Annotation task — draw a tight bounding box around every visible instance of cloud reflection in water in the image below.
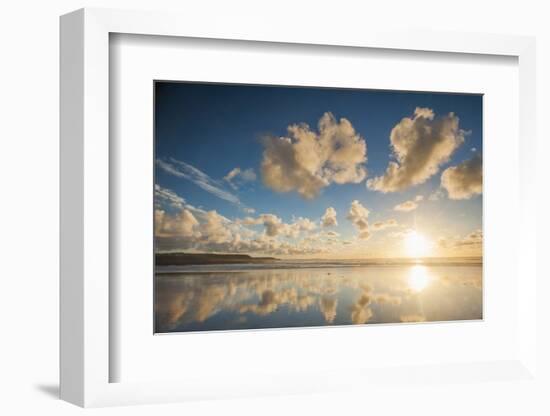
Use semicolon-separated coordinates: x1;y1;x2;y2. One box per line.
155;264;482;333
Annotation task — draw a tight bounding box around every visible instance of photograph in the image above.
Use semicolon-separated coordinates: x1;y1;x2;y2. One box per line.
154;81;483;333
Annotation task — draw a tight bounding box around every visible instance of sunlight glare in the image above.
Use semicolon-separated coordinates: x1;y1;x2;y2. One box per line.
404;230;431;258
408;265;431;292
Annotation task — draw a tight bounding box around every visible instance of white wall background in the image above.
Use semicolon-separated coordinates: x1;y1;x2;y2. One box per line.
0;0;548;415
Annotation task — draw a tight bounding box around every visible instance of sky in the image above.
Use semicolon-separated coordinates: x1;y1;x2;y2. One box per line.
154;81;483;259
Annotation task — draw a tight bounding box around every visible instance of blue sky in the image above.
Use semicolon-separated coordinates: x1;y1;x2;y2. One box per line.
154;82;483;258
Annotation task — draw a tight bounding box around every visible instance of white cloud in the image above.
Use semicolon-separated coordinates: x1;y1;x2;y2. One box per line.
371;219;398;231
239;213;316;238
157;158;256;213
367;107;465;192
154;184;215;220
200;210;233;244
347;200;370;239
155;207;325;255
321;207;338;227
155;208;200;238
441;155;482;199
437;229;483;251
261;112;367;199
223;167;257;189
154;184;186;209
394;199;419;212
393;195;423;212
261;214;287;238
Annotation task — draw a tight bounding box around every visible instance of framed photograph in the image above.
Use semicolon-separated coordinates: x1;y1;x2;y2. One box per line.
60;8;538;408
153;81;483;334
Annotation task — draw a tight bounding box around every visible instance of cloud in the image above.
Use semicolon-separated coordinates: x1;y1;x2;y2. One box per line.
321;207;338;227
154;184;186;209
155;207;238;252
394;199;419;212
241;214;317;238
156;205;324;254
155;208;200;238
441;155;482;199
157;158;255;213
224;167;257;189
258;214;284;237
371;219;398;231
154;184;217;220
367;108;465;192
458;229;483;245
261;112;367;199
200;210;234;244
437;229;483;252
347;200;370;239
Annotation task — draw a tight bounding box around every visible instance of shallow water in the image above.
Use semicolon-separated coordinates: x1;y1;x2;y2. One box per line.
154;263;482;333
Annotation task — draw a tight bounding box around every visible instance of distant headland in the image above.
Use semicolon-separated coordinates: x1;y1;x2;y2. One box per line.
155;252;279;266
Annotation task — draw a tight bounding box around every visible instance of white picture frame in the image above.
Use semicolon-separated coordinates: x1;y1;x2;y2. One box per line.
60;7;538;408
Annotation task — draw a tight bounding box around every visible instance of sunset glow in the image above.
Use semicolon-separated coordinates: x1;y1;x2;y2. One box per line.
408;265;431;292
403;230;432;258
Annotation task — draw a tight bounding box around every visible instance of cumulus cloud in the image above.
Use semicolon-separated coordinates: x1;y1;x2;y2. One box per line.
347;200;371;239
321;207;338;227
223;167;257;189
367;108;465;192
371;219;398;231
155;206;238;252
441;155;482;199
155;208;200;238
155;202;327;255
239;214;316;238
261;112;367;199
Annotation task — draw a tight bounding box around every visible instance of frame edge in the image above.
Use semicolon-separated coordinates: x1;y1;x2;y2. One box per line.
59;8;85;407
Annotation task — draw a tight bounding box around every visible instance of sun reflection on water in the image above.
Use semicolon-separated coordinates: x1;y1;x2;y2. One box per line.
408;265;431;292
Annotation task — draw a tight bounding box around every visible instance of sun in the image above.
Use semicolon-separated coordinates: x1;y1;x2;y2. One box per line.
403;230;432;258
